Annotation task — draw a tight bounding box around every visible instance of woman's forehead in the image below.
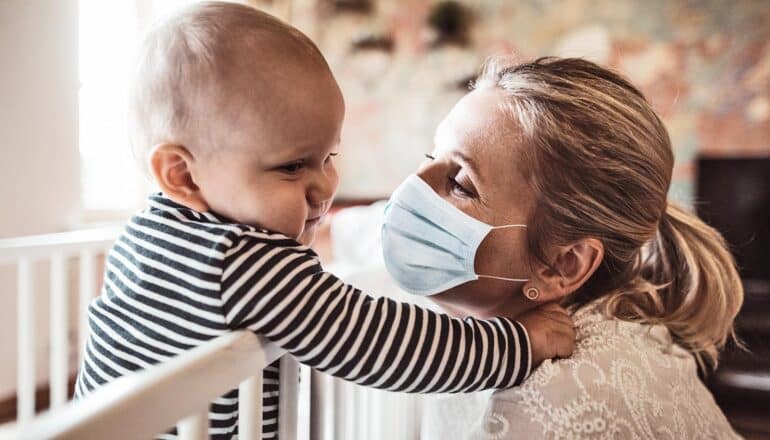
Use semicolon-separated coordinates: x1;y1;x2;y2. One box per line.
434;89;521;178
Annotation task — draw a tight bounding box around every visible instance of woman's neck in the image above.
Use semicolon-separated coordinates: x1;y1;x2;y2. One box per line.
431;289;541;320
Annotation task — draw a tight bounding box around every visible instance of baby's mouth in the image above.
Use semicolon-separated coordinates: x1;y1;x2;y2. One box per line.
305;204;330;226
305;212;325;226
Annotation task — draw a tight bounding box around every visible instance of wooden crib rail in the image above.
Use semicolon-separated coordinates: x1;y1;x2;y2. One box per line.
0;331;295;439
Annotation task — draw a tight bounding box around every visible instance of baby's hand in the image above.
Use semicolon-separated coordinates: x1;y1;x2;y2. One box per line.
517;302;575;367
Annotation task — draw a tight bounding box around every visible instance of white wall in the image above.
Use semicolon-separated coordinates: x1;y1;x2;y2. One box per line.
0;0;80;399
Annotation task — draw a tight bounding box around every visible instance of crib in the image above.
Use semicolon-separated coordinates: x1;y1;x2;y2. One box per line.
0;228;309;439
0;224;483;439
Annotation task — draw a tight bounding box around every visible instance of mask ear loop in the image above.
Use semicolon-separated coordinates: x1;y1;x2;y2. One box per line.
490;224;527;229
477;274;530;282
476;224;529;282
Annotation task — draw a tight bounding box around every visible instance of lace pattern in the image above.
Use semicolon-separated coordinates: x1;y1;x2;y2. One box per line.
470;303;742;439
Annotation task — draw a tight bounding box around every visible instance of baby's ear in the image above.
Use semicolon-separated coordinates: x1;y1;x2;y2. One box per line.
149;143;209;212
529;238;604;302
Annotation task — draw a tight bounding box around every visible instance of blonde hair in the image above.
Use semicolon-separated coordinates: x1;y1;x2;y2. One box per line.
128;1;327;165
475;56;743;371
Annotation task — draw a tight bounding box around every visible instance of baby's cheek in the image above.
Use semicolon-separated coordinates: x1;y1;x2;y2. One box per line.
262;189;307;238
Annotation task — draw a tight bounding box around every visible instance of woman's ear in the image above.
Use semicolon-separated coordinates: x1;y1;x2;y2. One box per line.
149;143;209;212
525;238;604;303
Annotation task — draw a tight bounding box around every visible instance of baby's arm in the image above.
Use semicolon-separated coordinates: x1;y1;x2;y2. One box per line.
221;233;572;392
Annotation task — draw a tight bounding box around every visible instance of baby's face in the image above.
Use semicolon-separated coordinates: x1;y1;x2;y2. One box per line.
192;64;345;246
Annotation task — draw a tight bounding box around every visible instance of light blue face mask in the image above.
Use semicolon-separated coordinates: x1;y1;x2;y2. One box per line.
381;174;529;296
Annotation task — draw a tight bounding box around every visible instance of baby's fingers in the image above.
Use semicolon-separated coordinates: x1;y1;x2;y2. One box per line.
541;303;573;326
549;326;576;358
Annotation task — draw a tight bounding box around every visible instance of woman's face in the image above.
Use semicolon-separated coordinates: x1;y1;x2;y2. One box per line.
418;88;539;318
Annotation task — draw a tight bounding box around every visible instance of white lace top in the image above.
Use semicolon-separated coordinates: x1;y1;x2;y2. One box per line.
470;303;742;440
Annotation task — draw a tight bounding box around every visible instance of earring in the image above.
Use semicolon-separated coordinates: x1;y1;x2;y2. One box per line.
524;287;540;301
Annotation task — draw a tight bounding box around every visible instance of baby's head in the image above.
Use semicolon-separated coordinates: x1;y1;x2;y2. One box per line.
130;1;344;245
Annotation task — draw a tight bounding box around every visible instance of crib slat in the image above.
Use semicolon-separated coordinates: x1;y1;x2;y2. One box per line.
339;381;355;440
238;374;263;440
78;250;95;363
310;370;335;440
17;258;35;422
50;253;69;408
297;365;311;440
356;383;368;440
279;356;299;440
177;408;208;440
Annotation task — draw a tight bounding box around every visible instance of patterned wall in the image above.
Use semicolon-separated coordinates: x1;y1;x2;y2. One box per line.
298;0;770;201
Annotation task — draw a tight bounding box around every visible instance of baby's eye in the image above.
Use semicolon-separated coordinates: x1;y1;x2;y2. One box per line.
278;160;305;174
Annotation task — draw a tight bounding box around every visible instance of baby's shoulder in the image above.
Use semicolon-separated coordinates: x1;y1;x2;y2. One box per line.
221;226;316;256
211;224;320;275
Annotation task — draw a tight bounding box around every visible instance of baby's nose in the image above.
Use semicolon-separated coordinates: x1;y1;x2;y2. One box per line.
308;170;337;205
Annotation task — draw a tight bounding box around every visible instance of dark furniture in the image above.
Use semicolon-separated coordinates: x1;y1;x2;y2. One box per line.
696;157;770;439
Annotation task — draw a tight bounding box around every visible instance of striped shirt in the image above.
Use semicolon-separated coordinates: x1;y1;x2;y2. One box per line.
74;194;532;439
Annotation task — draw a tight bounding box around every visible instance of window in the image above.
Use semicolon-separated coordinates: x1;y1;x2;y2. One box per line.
78;0;216;214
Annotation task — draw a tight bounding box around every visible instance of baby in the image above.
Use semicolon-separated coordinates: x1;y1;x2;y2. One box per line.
74;2;575;439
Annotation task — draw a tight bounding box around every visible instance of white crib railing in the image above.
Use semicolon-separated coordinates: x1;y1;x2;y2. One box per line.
0;330;298;439
0;227;120;421
0;228;306;439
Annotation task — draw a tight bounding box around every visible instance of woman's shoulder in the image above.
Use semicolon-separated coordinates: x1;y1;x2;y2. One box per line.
469;305;741;439
487;304;686;413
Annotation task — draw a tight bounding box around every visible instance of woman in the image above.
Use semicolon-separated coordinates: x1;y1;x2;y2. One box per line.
378;56;743;438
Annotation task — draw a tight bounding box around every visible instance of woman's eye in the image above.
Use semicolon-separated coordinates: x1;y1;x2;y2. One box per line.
448;176;474;197
325;152;339;163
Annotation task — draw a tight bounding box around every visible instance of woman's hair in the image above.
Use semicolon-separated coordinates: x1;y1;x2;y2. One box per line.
474;56;743;371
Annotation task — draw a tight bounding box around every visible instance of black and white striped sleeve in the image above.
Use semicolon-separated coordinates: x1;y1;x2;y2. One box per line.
220;234;532;393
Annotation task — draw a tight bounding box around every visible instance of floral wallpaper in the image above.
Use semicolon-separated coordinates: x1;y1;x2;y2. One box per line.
298;0;770;201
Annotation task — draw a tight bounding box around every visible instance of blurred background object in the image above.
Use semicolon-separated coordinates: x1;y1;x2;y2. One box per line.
696;157;770;438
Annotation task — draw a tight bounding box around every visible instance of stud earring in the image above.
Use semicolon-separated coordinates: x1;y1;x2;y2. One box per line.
524;287;540;301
